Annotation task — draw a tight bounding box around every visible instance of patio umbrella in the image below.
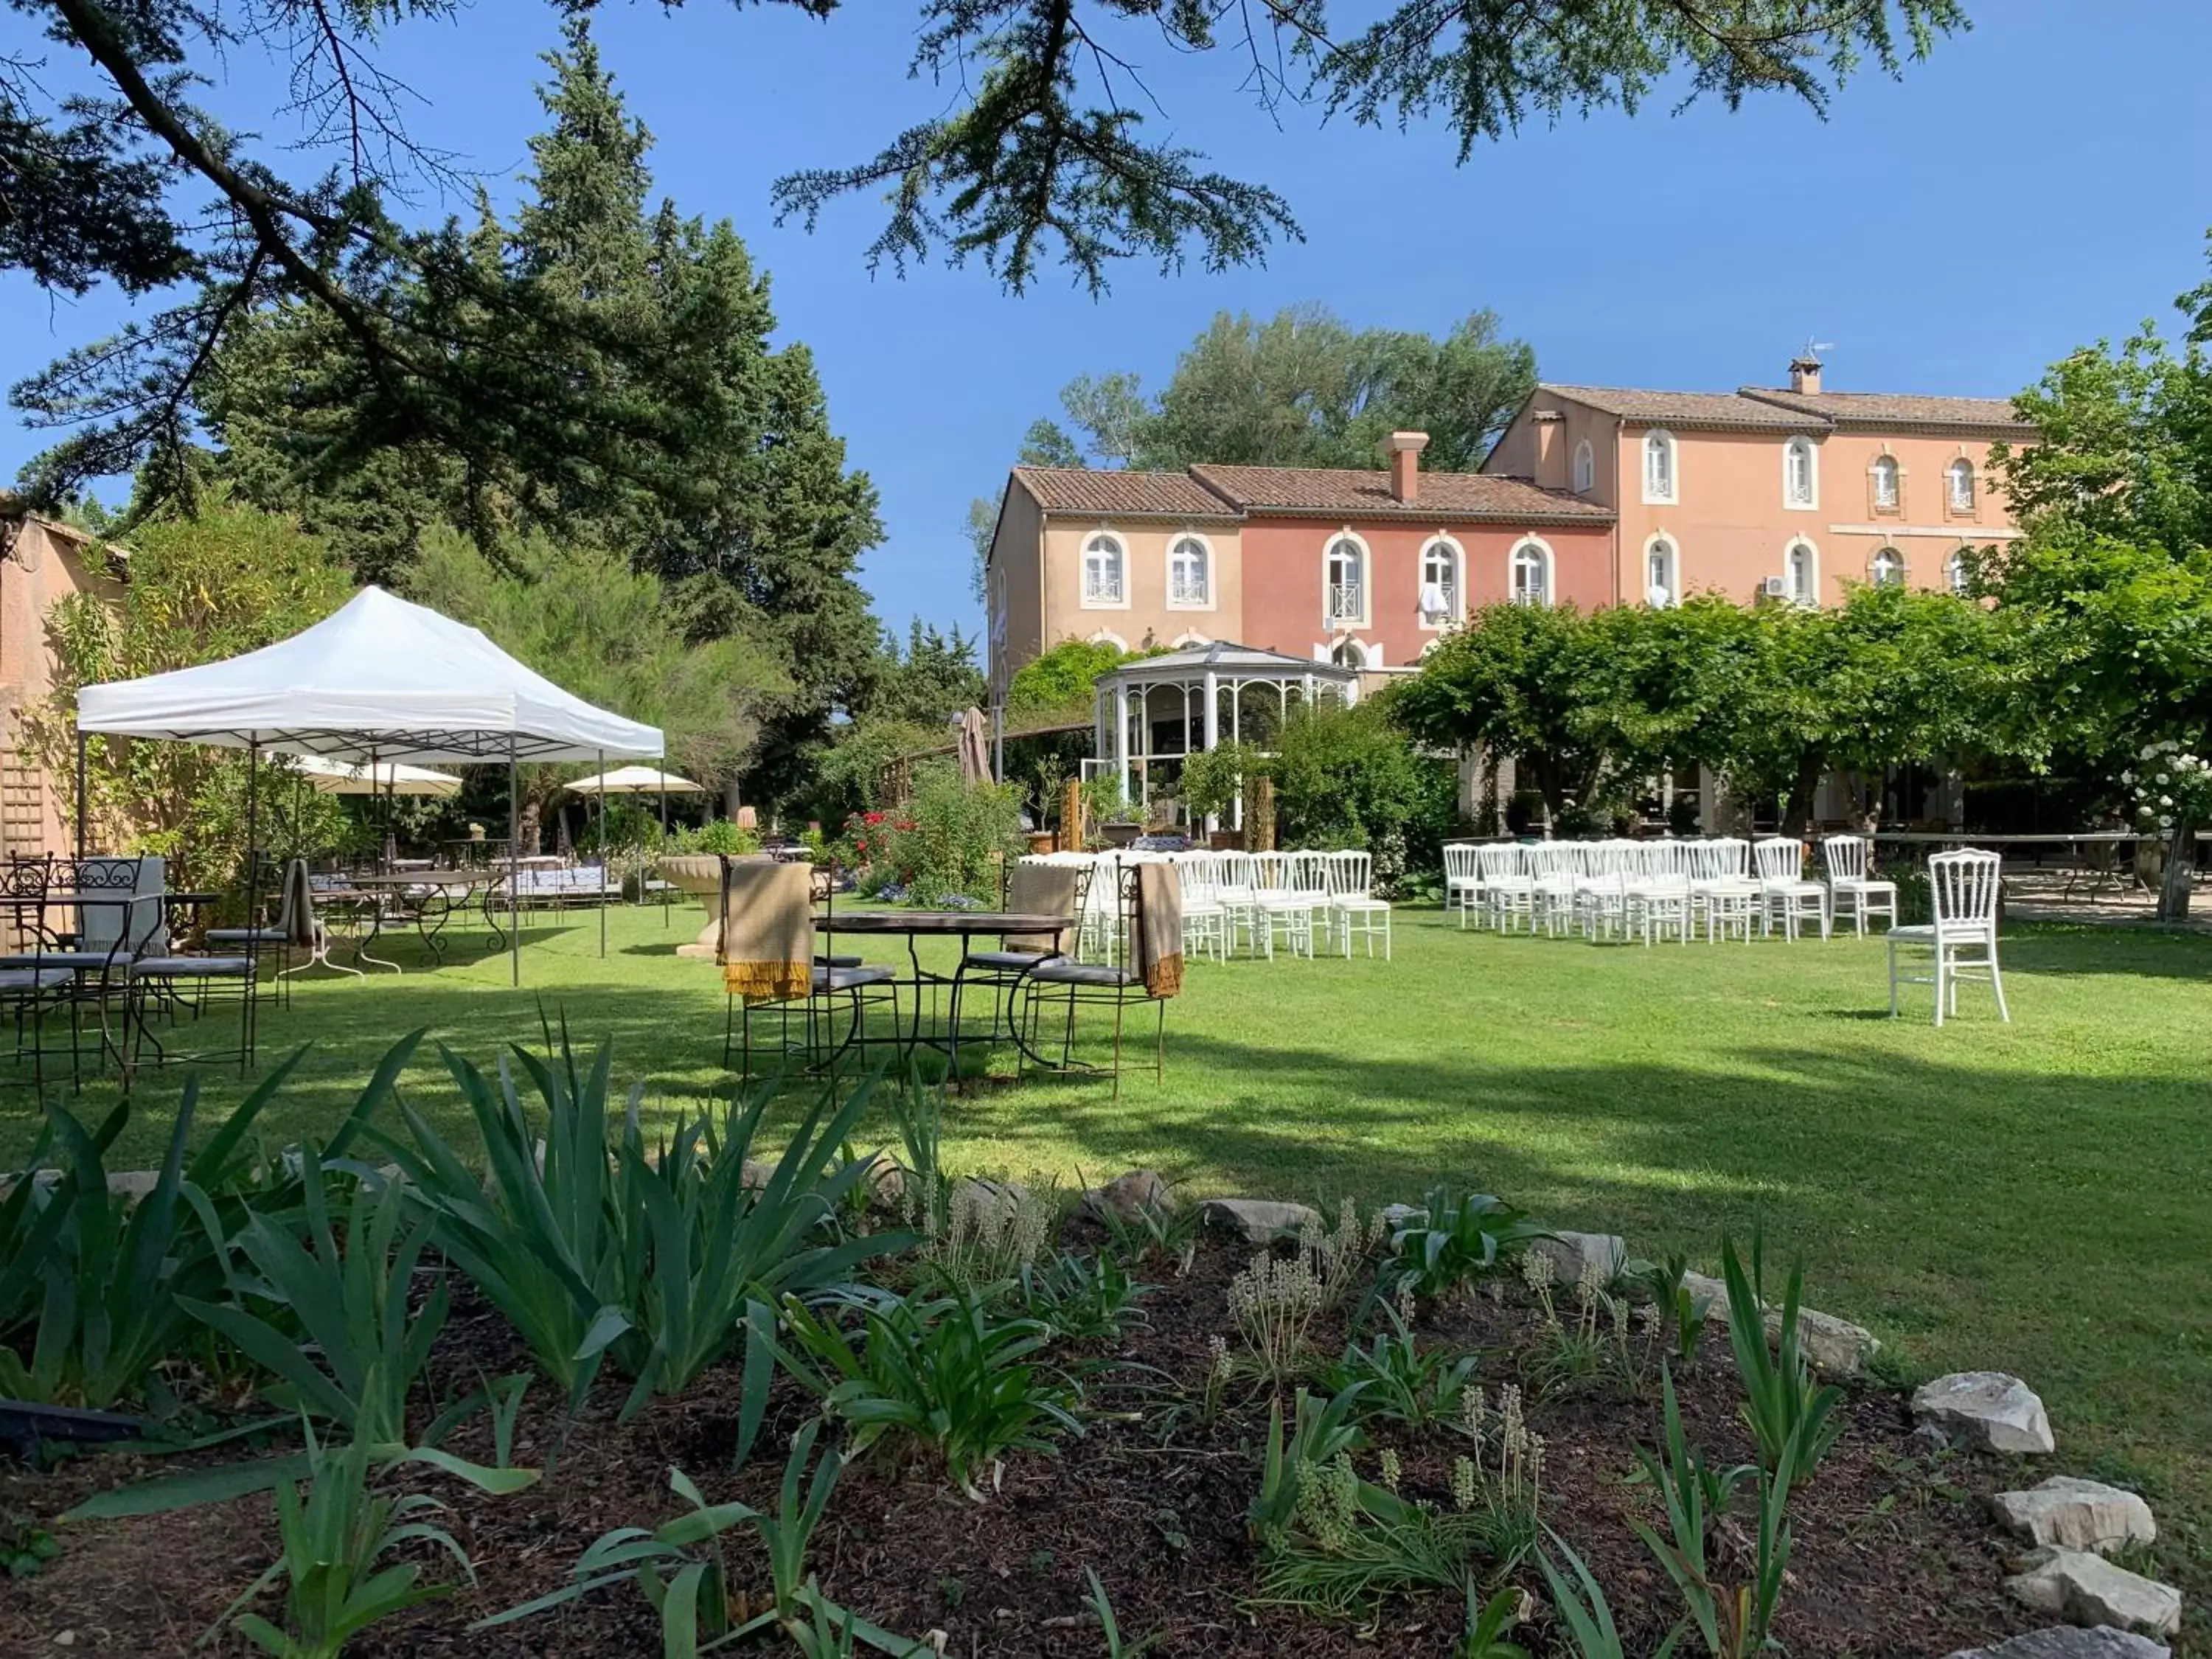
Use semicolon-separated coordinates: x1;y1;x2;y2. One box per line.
295;756;462;796
563;765;706;794
957;706;991;785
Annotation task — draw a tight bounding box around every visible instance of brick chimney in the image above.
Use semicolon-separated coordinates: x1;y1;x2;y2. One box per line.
1789;353;1823;395
1388;431;1430;503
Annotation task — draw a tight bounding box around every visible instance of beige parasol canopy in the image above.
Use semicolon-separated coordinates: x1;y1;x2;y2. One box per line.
294;755;462;797
565;765;709;795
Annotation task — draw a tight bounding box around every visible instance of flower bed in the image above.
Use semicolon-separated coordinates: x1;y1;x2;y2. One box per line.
0;1048;2174;1657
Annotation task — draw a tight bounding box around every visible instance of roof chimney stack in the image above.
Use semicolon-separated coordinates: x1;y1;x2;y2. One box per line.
1388;431;1430;503
1789;354;1823;396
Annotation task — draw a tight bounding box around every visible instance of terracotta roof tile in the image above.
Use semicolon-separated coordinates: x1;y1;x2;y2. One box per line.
1188;464;1612;521
1539;385;1828;432
1012;467;1234;517
1737;386;2032;432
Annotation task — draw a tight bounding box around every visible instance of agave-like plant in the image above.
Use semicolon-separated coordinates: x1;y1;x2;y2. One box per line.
371;1034;911;1455
0;1037;419;1411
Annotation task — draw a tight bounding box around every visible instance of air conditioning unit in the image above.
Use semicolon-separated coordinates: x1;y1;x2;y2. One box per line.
1757;576;1790;599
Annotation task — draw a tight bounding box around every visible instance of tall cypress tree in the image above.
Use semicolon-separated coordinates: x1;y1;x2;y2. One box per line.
206;20;883;810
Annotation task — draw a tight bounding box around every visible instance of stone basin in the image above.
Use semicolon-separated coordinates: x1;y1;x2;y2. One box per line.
656;853;773;960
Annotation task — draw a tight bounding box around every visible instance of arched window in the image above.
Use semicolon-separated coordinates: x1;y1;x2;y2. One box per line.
1786;540;1818;605
1087;628;1127;650
1945;550;1970;595
1419;536;1462;626
1947;458;1976;513
1572;439;1594;494
1643;431;1677;504
1871;547;1906;587
1784;437;1817;508
1509;538;1553;606
1324;534;1367;626
1082;532;1127;605
1871;455;1902;513
1645;536;1678;607
1167;535;1211;608
1331;637;1368;669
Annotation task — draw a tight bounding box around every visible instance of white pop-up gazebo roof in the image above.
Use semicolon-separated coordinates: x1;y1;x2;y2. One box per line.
77;585;663;765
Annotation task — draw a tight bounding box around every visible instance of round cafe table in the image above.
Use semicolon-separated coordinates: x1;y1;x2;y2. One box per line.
816;910;1074;1077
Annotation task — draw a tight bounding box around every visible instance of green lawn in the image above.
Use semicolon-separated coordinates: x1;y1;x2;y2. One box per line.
8;900;2212;1556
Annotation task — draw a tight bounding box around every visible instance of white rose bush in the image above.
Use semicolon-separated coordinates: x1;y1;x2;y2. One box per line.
2127;740;2212;837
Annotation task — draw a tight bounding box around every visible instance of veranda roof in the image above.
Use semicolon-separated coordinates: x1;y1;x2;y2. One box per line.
75;586;664;764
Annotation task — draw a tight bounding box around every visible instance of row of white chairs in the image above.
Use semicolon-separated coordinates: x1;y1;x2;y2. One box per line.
1019;849;1393;962
1442;835;1899;946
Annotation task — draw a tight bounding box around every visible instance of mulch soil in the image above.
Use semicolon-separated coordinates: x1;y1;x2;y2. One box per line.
0;1221;2042;1658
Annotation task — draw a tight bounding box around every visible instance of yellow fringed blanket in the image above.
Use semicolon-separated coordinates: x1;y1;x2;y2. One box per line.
718;858;813;1004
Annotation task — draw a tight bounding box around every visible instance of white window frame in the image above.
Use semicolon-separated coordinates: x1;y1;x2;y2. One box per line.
1087;628;1128;650
1870;546;1906;587
1644;535;1679;608
1571;439;1595;494
1331;636;1370;670
1785;539;1820;607
1080;530;1130;609
1642;430;1678;505
1323;530;1371;629
1170;630;1211;649
1869;454;1902;515
1783;437;1818;511
1417;534;1464;630
1509;535;1554;607
1947;457;1977;515
1165;532;1214;611
1945;549;1970;595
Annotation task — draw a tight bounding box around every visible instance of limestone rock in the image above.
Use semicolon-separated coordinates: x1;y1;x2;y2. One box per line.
1944;1627;2171;1659
1675;1270;1879;1377
2006;1548;2180;1637
1200;1197;1321;1245
1527;1229;1626;1290
740;1158;776;1191
1083;1169;1174;1224
1915;1371;2056;1454
1990;1478;2156;1555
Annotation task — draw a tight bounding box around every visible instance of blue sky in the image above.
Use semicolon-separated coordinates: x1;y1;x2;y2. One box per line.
4;1;2208;641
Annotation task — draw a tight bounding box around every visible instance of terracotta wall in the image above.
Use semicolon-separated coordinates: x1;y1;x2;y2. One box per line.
1035;517;1244;655
0;518;120;857
1236;515;1617;667
1610;427;2018;606
986;484;1044;700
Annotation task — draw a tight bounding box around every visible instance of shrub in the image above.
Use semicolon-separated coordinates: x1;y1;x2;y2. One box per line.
667;818;762;856
846;765;1026;903
1270;702;1457;892
1375;1186;1548;1308
1008;639;1144;715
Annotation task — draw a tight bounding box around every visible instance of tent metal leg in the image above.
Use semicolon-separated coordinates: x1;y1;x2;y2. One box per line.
508;742;520;987
74;731;88;858
597;748;606;959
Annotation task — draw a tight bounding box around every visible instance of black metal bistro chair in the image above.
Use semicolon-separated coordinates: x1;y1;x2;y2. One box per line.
0;858;90;1093
1018;856;1180;1099
960;858;1090;1051
719;856;898;1082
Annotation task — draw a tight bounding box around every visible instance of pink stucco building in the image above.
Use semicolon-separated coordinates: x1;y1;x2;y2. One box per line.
1482;356;2031;608
0;511;119;858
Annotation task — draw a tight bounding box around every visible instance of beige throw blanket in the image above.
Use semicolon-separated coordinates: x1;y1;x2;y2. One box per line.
1004;863;1078;956
1136;861;1184;998
282;858;319;948
719;858;813;1004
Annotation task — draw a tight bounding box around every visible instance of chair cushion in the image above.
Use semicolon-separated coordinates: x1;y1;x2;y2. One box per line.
0;968;73;991
813;953;863;968
206;928;288;944
129;956;256;977
813;965;896;992
1027;960;1135;988
0;950;129;969
966;949;1054;972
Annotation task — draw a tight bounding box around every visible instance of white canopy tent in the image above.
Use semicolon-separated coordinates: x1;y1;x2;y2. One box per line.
77;586;664;981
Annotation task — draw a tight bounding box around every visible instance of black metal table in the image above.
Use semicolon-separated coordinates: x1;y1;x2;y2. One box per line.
818;910;1074;1077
